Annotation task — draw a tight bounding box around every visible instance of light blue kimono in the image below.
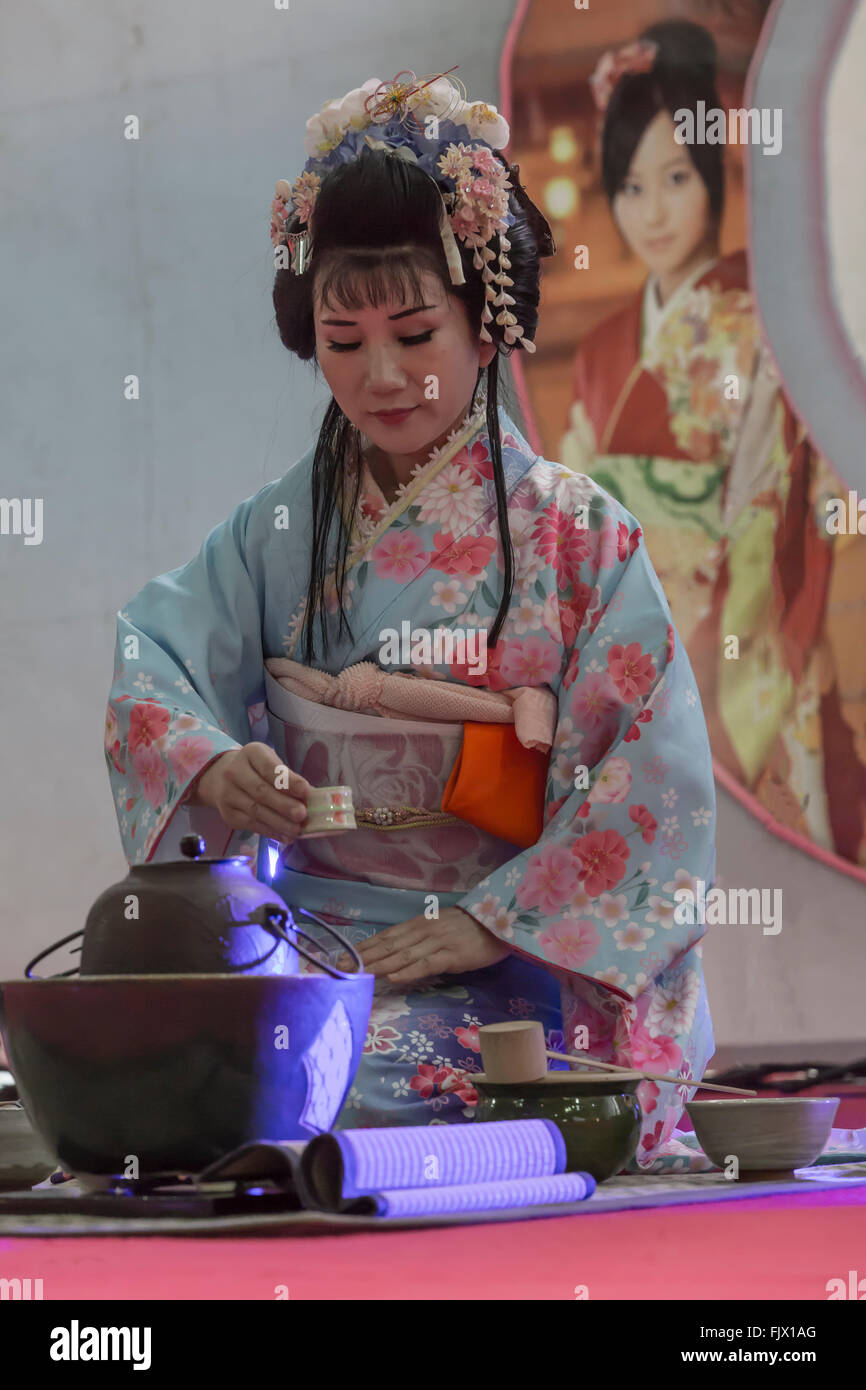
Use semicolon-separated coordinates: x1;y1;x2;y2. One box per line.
104;398;718;1170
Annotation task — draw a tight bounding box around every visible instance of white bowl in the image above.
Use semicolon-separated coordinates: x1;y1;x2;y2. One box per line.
686;1096;839;1171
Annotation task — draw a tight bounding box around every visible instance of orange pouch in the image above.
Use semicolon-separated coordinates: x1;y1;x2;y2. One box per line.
440;721;548;849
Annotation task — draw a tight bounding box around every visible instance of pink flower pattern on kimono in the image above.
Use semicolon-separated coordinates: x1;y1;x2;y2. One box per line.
370;529;429;581
131;744;167;808
629;1023;683;1073
589;755;631;803
537;917;601;969
607;642;656;701
429;529;497;578
572;828;630;896
167;734;215;783
570;671;620;728
497;635;562;687
516;843;578;915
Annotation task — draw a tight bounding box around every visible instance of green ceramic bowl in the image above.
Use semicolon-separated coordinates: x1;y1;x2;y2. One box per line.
473;1070;643;1182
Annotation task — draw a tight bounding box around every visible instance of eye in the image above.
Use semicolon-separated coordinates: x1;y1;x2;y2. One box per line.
622;180;641;197
670;169;690;185
326;329;436;354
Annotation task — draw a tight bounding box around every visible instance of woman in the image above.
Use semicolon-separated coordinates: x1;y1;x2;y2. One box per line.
105;71;717;1171
564;20;866;869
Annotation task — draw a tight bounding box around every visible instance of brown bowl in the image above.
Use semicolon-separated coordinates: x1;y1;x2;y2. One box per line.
686;1096;839;1173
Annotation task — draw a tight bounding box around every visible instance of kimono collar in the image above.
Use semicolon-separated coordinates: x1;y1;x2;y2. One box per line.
347;396;539;563
642;255;720;348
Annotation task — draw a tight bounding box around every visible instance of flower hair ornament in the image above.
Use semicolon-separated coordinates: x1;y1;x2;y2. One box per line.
589;39;659;114
269;68;555;353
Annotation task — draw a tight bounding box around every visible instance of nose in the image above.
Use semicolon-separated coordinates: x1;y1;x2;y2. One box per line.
644;187;666;229
365;342;408;393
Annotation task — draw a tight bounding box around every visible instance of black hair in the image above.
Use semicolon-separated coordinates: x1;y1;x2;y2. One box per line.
272;145;542;664
600;19;725;228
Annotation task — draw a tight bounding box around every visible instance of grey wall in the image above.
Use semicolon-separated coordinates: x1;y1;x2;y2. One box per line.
1;0;862;1050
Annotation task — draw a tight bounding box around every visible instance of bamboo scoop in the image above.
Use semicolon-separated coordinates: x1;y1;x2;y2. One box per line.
477;1021;757;1097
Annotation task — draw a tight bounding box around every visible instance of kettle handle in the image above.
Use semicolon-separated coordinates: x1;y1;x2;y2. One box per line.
23;929;85;980
263;905;364;980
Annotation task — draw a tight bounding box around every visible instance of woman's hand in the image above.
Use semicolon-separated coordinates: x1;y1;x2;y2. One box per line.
335;907;511;982
191;743;310;843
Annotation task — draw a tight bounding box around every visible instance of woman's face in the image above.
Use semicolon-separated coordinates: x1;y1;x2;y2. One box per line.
313;264;496;464
612;110;714;278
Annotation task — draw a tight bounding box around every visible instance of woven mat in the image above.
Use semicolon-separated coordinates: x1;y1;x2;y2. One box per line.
1;1162;865;1236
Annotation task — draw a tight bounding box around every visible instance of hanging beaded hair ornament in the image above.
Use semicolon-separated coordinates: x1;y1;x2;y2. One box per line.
269;67;555;353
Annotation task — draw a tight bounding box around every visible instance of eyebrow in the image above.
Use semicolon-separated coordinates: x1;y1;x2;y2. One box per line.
319;303;438;326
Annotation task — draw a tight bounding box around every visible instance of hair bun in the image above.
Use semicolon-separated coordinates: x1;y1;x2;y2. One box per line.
640;18;718;82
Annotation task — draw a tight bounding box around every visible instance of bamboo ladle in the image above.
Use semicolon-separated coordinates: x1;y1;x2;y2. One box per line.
477;1021;757;1097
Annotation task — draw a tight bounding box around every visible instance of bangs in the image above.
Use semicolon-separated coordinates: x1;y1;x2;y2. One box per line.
314;247;446;316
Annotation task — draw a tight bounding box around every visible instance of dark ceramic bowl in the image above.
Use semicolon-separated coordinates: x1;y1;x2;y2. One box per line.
473;1071;643;1181
0;1103;57;1189
0;973;374;1177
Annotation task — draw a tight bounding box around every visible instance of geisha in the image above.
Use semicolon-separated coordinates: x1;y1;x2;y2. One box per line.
104;71;719;1171
564;20;866;870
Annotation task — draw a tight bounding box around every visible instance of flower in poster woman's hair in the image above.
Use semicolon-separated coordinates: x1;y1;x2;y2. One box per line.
537;916;601;969
572;827;630;896
629;803;658;844
516;842;578;916
370;528;429;581
589;39;659;114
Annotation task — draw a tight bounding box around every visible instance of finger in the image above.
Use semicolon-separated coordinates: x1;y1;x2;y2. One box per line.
356;919;427;964
245;745;312;802
386;952;448;982
226;763;308;831
223;796;305;841
362;943;430;975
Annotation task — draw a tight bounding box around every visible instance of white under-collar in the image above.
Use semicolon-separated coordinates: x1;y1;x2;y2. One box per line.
642;256;720;347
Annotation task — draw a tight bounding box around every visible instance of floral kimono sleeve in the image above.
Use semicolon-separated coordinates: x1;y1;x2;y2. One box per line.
104;482;287;866
458;484;717;1168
